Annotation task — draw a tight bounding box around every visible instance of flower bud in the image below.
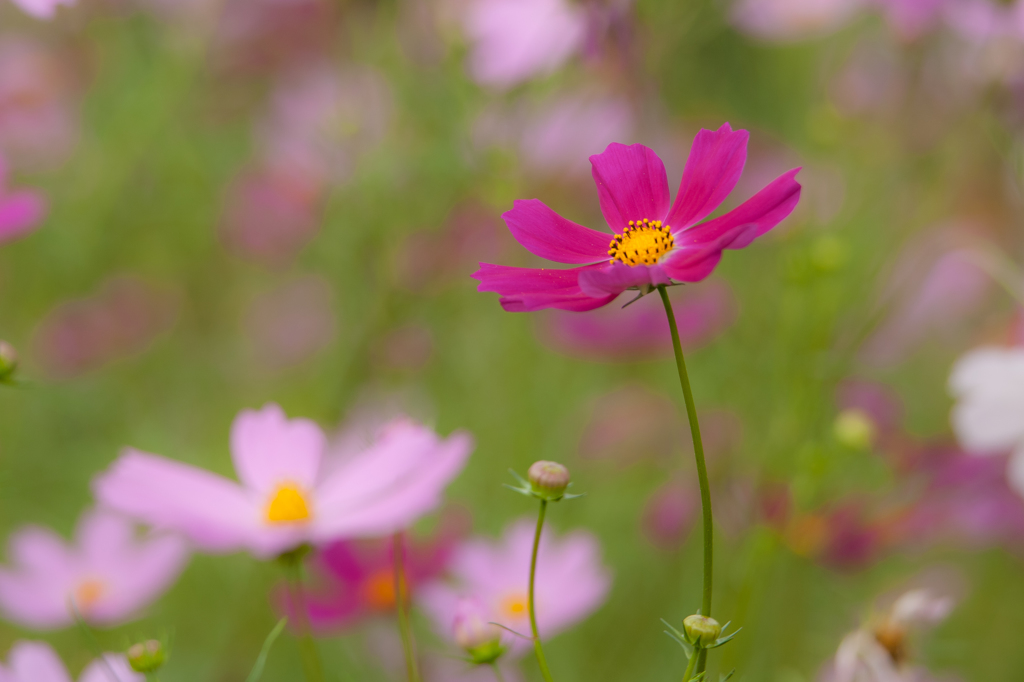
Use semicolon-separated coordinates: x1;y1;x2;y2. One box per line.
453;598;503;665
683;614;721;647
834;409;876;450
0;341;17;382
527;460;570;500
127;639;166;674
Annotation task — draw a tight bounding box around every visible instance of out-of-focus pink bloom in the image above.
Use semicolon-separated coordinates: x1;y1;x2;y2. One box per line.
519;95;634;177
0;39;78;169
212;0;337;75
731;0;864;42
473;125;801;312
0;155;45;245
94;404;473;559
0;641;142;682
862;228;992;367
32;276;179;380
877;0;945;39
0;509;187;630
837;380;904;435
942;0;1024;44
539;279;736;360
772;498;886;571
462;0;586;88
244;276;336;368
420;518;611;656
365;625;523;682
296;511;467;632
258;63;392;188
642;477;698;549
8;0;74;19
219;167;322;267
830;39;907;117
375;323;434;372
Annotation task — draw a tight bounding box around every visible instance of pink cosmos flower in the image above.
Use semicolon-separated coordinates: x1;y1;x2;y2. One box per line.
0;509;187;630
93;404;473;559
0;641;142;682
462;0;587;89
8;0;75;19
642;477;699;550
419;518;611;656
0;155;46;246
473;125;801;312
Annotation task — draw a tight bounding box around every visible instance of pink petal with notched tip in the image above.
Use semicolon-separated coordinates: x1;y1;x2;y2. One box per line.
92;449;260;553
665;124;749;231
589;143;670;232
230;403;325;496
502;199;611;264
472;263;617;312
577;261;671;297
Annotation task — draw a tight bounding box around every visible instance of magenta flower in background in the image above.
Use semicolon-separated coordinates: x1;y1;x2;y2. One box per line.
94;404;473;558
473;125;801;312
642;477;699;550
540;278;736;360
0;641;142;682
294;510;468;632
0;509;187;630
462;0;586;88
419;518;611;656
0;155;45;246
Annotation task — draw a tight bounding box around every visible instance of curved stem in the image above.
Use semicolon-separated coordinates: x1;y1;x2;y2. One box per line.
681;650;699;682
528;500;555;682
658;285;714;677
282;556;327;682
393;533;421;682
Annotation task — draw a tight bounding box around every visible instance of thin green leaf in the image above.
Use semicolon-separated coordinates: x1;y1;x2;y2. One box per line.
245;618;288;682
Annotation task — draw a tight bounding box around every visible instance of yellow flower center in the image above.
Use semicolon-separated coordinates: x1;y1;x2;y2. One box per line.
607;219;674;267
499;592;530;620
72;578;107;612
266;483;312;524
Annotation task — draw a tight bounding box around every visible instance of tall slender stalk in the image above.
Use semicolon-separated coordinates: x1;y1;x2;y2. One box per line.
281;554;327;682
681;650;699;682
392;533;421;682
70;602;124;682
658;285;715;678
528;500;555;682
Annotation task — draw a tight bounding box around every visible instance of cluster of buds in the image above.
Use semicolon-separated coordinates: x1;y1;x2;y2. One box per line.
127;639;167;674
506;460;581;502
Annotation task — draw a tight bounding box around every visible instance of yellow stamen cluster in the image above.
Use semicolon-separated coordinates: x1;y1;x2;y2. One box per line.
607;219;674;267
499;592;529;619
266;483;312;524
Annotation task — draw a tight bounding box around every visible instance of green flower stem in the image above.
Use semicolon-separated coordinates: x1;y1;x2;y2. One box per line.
658;285;715;677
491;662;507;682
282;555;327;682
70;602;124;682
681;649;699;682
529;499;556;682
393;533;421;682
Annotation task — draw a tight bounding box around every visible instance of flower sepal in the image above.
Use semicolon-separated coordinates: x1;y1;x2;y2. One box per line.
663;613;741;658
504;468;584;503
462;640;506;666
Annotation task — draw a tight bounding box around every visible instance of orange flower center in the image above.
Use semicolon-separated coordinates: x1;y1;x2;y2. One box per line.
499;592;530;620
72;578;107;612
266;483;312;524
607;219;674;267
362;568;397;610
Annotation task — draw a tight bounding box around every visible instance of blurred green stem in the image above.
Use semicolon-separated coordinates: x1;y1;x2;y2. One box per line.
529;500;556;682
281;552;327;682
657;285;714;675
393;533;421;682
490;662;507;682
70;603;124;682
681;649;699;682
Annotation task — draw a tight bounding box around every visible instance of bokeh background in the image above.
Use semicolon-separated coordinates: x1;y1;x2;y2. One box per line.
2;0;1024;679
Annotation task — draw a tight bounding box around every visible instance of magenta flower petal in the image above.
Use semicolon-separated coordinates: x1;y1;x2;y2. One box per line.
473;263;617;312
578;262;671;298
502;199;611;264
230;403;325;495
0;191;46;245
589;143;670;232
664;124;749;230
93;449;259;553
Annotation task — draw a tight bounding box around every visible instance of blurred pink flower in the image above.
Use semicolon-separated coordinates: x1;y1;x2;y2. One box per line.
0;39;77;169
32;276;179;380
419;518;611;656
0;155;45;245
519;94;634;177
294;510;468;632
877;0;945;39
473;125;801;312
212;0;338;75
731;0;864;42
539;278;736;360
244;276;337;368
642;477;698;550
375;323;434;372
942;0;1024;44
94;404;473;559
219;167;322;267
0;641;142;682
9;0;74;18
462;0;586;88
0;509;187;630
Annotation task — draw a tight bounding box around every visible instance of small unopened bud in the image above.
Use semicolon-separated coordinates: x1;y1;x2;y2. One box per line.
453;598;503;665
127;639;166;673
528;461;570;500
683;614;721;647
834;409;876;450
0;341;17;382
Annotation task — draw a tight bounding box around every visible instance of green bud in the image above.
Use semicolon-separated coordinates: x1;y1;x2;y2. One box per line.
834;409;876;450
127;640;166;674
683;614;722;647
0;341;17;382
527;461;570;501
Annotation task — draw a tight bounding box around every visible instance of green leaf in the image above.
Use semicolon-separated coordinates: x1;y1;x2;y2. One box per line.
245;618;288;682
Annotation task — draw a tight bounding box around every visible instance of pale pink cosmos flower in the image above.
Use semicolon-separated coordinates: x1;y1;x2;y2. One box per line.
0;509;188;630
731;0;865;42
462;0;587;88
0;155;45;246
94;404;473;559
7;0;75;19
419;518;611;656
0;641;142;682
